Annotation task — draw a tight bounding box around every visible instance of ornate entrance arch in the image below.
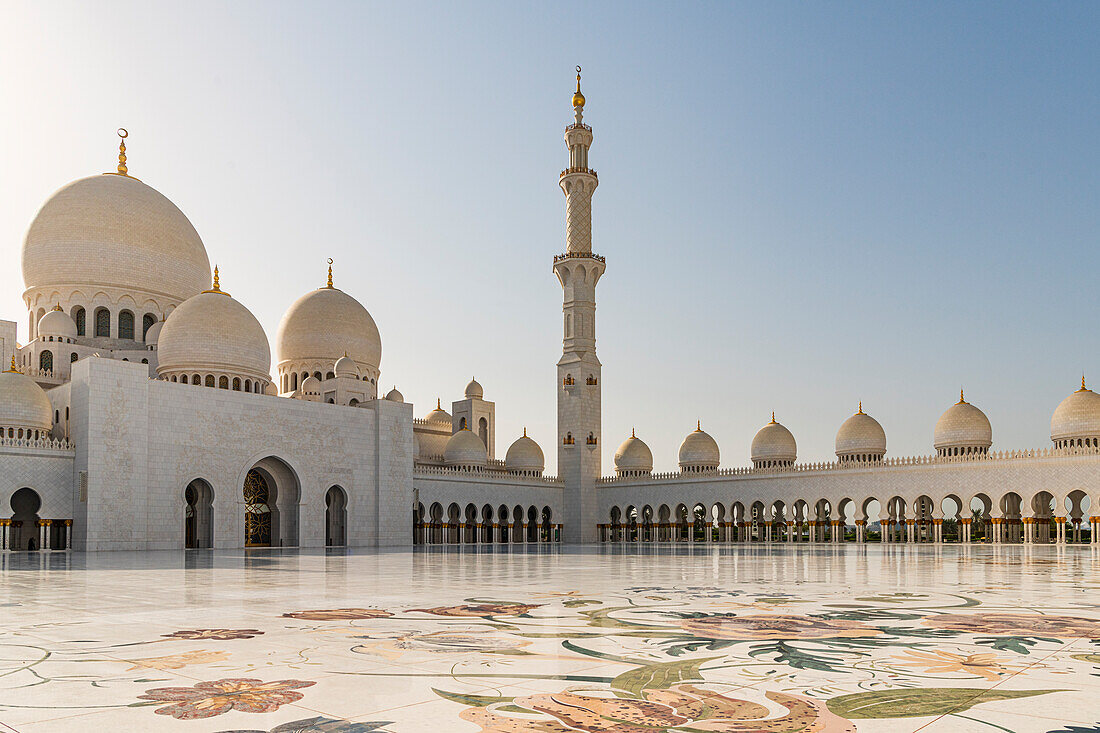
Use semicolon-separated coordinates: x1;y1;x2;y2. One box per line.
243;469;272;547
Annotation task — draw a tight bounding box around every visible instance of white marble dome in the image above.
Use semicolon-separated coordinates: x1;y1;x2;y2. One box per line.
505;431;544;474
751;415;797;466
144;318;164;346
37;307;77;340
276;285;381;378
300;375;321;395
425;400;451;424
1051;379;1100;447
464;378;484;399
0;367;53;432
156;287;271;386
384;387;404;402
614;432;653;475
835;405;887;460
334;355;359;379
22;174;210;301
934;392;992;455
443;428;488;467
678;424;720;471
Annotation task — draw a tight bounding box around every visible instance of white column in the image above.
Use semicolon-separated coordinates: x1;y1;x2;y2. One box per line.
65;520;72;550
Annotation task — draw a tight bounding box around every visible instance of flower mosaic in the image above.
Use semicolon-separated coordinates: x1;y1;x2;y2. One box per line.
1;546;1099;732
137;677;315;719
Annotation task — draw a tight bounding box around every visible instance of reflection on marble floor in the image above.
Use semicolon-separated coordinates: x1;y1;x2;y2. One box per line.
1;545;1099;732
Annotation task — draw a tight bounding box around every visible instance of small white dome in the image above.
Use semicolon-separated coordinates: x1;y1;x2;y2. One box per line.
22;174;210;302
384;387;404;402
144;318;164;345
678;423;720;470
425;400;451;424
1051;379;1100;445
276;285;381;376
334;355;359;379
751;415;797;465
156;285;271;385
37;307;76;340
464;377;484;399
614;432;653;475
835;405;887;459
0;366;53;432
443;428;488;467
505;431;544;473
301;375;321;395
934;392;992;453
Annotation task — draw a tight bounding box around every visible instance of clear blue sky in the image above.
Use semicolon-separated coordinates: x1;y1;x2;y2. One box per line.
1;2;1097;473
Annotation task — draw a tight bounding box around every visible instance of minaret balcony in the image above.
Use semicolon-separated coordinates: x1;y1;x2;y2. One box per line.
565;122;592;132
553;252;605;264
560;167;597;179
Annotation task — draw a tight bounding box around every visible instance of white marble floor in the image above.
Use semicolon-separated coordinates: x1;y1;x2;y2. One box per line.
0;545;1099;732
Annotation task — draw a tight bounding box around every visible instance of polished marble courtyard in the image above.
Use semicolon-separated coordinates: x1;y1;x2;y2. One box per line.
1;545;1099;732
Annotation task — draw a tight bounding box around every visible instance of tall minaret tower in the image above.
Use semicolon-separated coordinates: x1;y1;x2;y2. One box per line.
554;67;605;543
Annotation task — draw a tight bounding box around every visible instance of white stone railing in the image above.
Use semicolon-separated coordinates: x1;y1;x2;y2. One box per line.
415;464;561;484
0;435;74;452
596;445;1100;484
19;367;62;380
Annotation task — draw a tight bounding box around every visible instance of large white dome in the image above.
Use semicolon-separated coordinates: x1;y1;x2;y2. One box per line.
678;424;720;471
22;174;210;301
1051;379;1100;446
835;405;886;460
505;431;544;474
443;428;488;467
751;415;797;466
934;392;992;454
276;285;381;377
0;366;53;433
157;286;271;385
614;432;653;475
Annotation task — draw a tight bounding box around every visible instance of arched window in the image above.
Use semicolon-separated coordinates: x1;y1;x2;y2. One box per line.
313;371;322;381
245;379;252;393
459;417;467;430
205;375;215;388
326;371;335;380
180;374;188;384
142;313;156;339
478;417;488;446
39;350;53;372
219;376;229;389
94;308;110;338
118;310;135;340
232;377;241;391
73;307;86;336
141;358;148;364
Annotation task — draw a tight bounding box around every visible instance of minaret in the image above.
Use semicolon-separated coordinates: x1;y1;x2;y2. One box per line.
554;67;605;543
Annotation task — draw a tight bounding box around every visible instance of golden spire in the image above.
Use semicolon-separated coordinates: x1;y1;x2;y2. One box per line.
116;128;128;175
957;389;966;405
1079;374;1088;392
436;398;441;409
6;355;19;373
326;258;334;289
696;420;701;431
857;401;863;415
770;411;776;424
203;265;229;295
52;303;62;312
572;65;585;109
523;426;527;437
631;427;636;438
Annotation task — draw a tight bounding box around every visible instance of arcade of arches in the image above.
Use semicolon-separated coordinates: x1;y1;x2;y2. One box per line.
600;492;1099;544
413;503;560;544
1;488;72;551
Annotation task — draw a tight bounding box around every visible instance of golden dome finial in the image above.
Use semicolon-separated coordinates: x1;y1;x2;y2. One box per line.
572;65;585;109
203;265;230;296
770;411;776;424
957;388;966;405
116;128;128;175
857;401;863;415
523;426;527;437
1079;374;1088;392
7;355;19;373
326;258;334;289
436;398;441;409
696;420;701;431
52;302;62;312
631;426;636;438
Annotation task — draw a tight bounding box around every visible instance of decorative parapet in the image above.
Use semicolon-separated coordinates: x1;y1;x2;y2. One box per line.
0;435;74;453
414;464;562;484
565;122;592;132
553;252;606;264
560;166;597;179
596;445;1100;484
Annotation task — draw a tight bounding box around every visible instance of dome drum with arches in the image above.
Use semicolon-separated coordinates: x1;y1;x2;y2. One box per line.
835;403;887;463
678;422;720;472
751;414;797;468
1051;378;1100;448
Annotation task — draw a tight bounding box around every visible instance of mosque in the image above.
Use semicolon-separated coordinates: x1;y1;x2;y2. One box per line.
1;73;1098;552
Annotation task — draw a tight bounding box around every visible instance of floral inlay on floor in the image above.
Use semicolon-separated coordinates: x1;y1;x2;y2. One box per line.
0;544;1098;731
